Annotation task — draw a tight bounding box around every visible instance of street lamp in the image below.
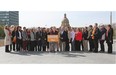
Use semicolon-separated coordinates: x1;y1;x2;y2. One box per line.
110;11;112;25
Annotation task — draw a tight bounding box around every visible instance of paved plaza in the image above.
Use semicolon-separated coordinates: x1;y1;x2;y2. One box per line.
0;46;116;64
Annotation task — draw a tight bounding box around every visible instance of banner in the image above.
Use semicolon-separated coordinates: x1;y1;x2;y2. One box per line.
47;35;59;42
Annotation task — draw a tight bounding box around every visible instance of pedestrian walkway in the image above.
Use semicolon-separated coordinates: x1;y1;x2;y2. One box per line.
0;46;115;64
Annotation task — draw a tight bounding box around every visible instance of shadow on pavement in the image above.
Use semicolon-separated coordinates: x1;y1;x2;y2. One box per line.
9;51;44;56
8;51;116;57
60;52;86;58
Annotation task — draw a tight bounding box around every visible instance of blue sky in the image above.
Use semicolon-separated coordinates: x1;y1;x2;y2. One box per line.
19;11;116;28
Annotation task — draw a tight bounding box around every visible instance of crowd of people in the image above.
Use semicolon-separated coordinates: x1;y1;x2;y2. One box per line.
4;23;114;53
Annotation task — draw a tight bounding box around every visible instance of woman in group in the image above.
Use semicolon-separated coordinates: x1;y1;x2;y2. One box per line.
49;27;58;52
11;26;17;51
9;25;15;51
69;28;75;51
22;27;28;51
36;27;42;51
99;25;106;53
41;28;47;51
106;24;113;53
4;25;12;52
80;28;84;51
75;28;83;51
26;29;31;51
59;26;66;52
30;28;36;51
64;27;69;51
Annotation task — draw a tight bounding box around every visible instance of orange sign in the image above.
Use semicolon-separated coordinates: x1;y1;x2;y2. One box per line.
47;35;59;42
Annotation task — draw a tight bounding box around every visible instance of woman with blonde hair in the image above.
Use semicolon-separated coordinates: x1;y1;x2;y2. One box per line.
75;28;83;51
4;25;12;52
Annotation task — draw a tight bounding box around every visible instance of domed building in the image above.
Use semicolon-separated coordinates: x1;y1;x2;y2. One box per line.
61;13;70;28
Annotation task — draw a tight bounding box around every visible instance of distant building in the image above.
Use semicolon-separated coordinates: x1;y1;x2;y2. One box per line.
61;13;70;28
0;11;19;26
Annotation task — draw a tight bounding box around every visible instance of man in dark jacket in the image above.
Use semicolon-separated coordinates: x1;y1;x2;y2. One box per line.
82;27;88;51
41;28;47;51
16;26;23;51
87;25;94;52
36;27;42;51
106;25;113;53
93;23;100;53
59;27;69;51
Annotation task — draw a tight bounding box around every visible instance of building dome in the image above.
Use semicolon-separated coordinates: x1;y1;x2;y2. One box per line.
62;14;69;23
61;13;70;27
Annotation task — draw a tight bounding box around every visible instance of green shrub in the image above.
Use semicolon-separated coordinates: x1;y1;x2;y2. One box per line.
0;25;5;38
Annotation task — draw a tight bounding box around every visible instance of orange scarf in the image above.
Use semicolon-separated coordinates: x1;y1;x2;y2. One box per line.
92;28;96;39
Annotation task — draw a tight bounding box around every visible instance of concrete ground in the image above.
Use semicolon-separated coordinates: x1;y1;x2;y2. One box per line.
0;46;115;64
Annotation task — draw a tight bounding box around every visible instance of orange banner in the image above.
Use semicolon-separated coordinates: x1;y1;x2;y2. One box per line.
47;35;59;42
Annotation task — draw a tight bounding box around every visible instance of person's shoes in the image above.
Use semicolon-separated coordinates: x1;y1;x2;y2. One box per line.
13;49;15;51
93;50;98;53
57;50;59;52
99;50;105;53
89;50;92;52
108;52;112;53
5;51;10;53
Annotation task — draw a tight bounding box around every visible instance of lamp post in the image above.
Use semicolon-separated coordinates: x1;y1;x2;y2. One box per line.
110;11;112;25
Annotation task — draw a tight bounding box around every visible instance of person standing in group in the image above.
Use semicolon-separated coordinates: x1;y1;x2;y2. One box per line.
22;27;28;51
56;28;60;51
91;23;100;53
33;28;37;51
75;28;83;51
11;26;17;51
41;28;47;51
26;29;31;51
82;27;88;51
9;25;15;51
46;28;50;52
16;26;23;51
87;25;94;52
36;27;42;51
4;25;12;52
59;26;65;51
106;25;113;53
30;28;36;51
69;28;75;51
99;25;106;53
64;27;69;51
49;27;58;52
80;28;84;51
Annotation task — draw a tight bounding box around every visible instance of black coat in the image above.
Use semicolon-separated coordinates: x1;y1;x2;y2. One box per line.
41;31;47;46
83;30;88;40
16;30;22;40
36;31;42;45
60;31;69;42
36;31;42;41
94;27;100;39
11;30;16;41
106;28;113;44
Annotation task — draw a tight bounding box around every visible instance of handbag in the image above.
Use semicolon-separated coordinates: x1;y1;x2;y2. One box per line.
13;36;16;43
